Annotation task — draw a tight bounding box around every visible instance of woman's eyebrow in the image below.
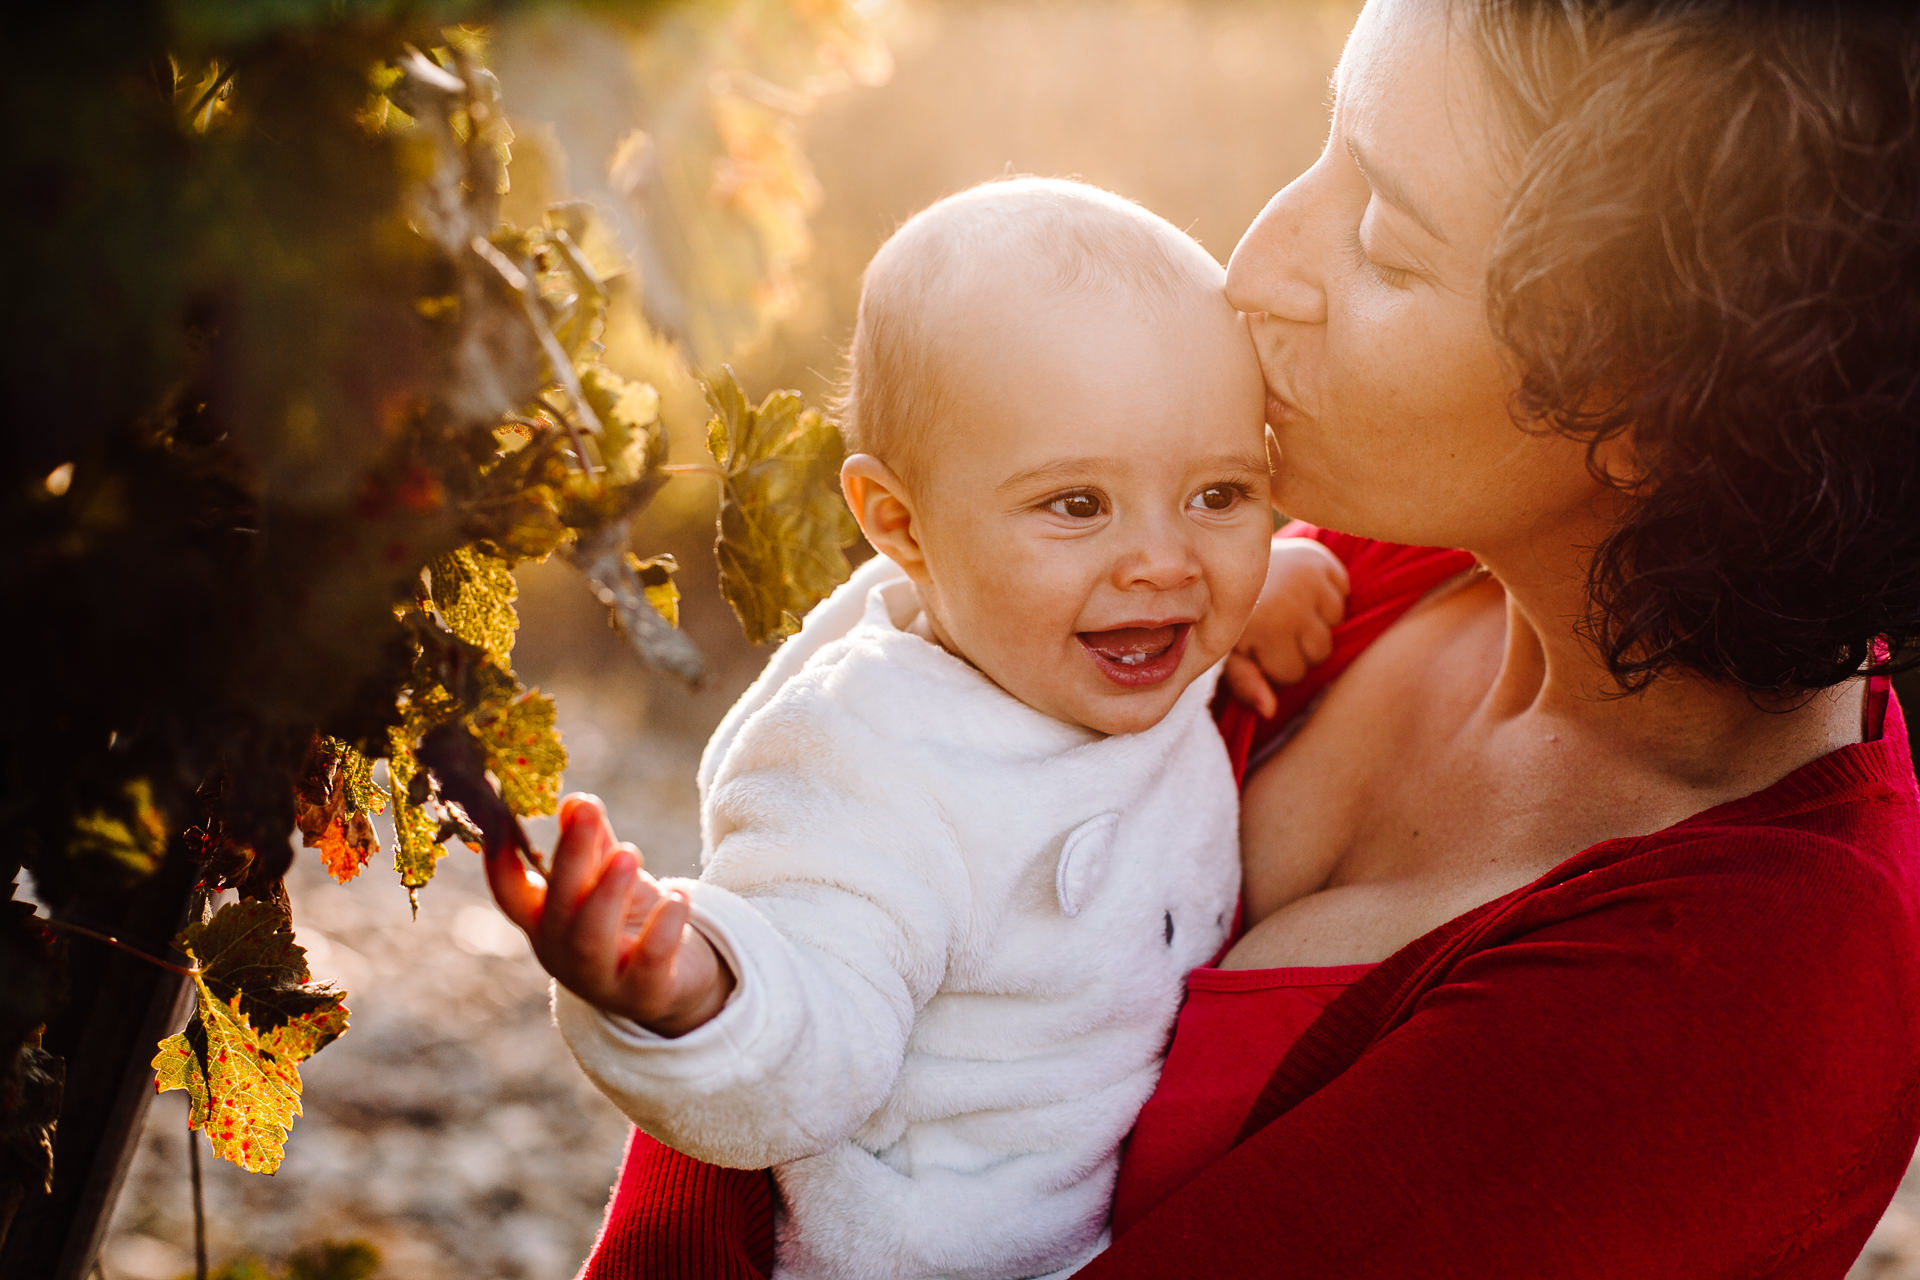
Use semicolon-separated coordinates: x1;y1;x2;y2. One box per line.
1346;136;1451;247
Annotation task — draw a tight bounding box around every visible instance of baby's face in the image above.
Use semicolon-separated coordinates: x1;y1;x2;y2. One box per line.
907;281;1272;735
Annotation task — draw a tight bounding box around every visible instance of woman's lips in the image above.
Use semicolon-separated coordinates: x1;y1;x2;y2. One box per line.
1077;623;1191;688
1243;317;1302;427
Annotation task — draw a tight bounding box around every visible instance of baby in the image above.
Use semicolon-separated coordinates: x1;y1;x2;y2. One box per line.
518;179;1347;1279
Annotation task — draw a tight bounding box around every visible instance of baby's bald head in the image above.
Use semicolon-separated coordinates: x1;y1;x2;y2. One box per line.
839;178;1231;488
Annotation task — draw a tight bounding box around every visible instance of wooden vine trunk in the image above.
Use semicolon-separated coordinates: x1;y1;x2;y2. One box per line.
1;849;200;1280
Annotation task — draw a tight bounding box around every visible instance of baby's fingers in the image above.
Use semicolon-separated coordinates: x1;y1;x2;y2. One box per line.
544;795;616;918
548;847;641;989
630;888;693;968
609;890;695;1019
484;837;546;934
1253;633;1310;687
1300;620;1335;667
565;847;646;964
1224;651;1280;720
1314;571;1348;626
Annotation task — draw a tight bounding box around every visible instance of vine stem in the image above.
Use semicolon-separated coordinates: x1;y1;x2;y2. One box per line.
185;61;237;132
41;918;199;978
470;235;605;476
536;395;595;475
190;1130;208;1280
660;462;723;479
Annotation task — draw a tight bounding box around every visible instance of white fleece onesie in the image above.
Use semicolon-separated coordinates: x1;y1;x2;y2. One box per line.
555;554;1241;1280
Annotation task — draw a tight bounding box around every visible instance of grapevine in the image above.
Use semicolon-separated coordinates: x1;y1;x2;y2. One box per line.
0;0;883;1268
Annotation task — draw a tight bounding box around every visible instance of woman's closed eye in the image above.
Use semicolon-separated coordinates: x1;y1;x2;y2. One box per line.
1348;223;1418;290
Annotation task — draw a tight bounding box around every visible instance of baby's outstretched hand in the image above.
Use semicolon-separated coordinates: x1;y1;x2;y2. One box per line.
486;793;734;1037
1223;537;1350;719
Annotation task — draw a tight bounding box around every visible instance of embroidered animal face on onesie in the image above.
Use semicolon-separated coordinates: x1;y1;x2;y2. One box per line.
839;179;1274;736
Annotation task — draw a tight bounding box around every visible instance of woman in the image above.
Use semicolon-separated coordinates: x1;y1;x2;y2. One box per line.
561;0;1920;1273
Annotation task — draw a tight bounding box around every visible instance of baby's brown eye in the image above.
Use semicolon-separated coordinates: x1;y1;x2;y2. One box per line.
1049;492;1104;519
1191;485;1239;512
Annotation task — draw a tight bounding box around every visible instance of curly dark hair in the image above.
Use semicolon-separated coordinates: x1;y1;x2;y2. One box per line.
1466;0;1920;693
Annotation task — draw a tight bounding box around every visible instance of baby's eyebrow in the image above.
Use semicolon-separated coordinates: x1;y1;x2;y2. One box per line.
996;452;1270;496
995;458;1105;494
1190;451;1272;478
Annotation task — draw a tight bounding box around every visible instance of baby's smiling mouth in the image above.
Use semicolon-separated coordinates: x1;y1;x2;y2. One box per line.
1077;623;1191;687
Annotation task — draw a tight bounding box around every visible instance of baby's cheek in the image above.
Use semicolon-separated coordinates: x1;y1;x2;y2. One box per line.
1226;534;1277;628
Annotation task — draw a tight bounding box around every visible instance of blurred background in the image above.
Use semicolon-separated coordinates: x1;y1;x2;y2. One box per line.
95;1;1920;1276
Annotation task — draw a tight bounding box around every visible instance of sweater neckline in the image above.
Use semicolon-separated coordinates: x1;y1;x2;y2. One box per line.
1227;677;1912;981
1569;673;1910;862
1234;678;1917;1144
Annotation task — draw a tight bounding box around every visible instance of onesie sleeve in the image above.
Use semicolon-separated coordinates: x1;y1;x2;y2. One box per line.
556;684;970;1170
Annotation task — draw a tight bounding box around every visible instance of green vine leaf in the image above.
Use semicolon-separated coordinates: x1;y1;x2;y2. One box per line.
332;741;387;816
629;553;680;629
69;777;169;881
470;688;567;817
385;730;444;897
428;545;519;670
704;366;860;645
578;362;664;485
152;900;348;1174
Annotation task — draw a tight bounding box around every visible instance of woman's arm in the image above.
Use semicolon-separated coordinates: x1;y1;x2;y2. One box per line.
576;1131;775;1280
1077;832;1920;1278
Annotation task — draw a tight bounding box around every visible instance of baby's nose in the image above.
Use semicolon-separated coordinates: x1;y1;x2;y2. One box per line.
1111;522;1202;590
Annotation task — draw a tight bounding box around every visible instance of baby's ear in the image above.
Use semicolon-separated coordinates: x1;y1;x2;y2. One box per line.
840;454;928;580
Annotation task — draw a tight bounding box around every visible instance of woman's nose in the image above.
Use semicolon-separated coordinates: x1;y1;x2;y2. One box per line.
1225;170;1329;326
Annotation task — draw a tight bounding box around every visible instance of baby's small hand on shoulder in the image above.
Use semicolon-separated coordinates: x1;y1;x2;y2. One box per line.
1223;537;1351;719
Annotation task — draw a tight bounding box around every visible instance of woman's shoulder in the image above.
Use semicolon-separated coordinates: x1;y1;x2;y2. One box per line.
1495;723;1920;988
1584;688;1920;898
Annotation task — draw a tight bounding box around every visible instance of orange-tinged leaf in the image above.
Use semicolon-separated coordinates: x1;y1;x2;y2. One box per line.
180;983;301;1174
315;813;379;885
297;739;386;882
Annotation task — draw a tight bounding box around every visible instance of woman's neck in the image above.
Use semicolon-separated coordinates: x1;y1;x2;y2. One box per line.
1473;533;1864;798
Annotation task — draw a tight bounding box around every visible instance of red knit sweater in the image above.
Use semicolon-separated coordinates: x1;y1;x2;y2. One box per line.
576;532;1920;1279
